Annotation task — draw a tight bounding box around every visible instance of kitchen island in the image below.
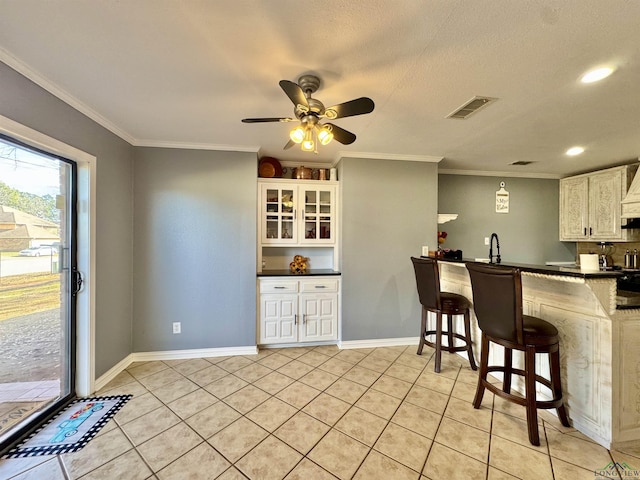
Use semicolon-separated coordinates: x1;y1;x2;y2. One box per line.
436;258;639;450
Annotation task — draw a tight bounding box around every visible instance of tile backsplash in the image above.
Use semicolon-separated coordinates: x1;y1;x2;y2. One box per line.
577;242;640;269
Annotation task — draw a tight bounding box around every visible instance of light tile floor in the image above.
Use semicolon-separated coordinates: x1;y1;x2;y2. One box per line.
2;344;640;479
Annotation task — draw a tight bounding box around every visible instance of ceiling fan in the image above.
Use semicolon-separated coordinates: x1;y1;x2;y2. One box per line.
241;74;375;153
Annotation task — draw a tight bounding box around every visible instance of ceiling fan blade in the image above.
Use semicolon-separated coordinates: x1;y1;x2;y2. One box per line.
325;123;356;145
279;80;309;109
325;97;375;119
241;117;295;123
283;139;295;150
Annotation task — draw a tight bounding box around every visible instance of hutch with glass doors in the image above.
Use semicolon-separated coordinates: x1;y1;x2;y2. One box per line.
257;177;340;346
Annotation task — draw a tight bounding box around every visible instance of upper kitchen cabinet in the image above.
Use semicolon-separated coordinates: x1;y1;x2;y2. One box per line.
560;164;640;241
259;179;337;245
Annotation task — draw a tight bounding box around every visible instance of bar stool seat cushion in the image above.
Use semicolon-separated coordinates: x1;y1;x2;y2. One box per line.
523;316;559;345
440;292;470;314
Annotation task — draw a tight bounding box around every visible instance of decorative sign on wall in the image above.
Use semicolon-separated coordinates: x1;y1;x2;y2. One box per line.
496;181;509;213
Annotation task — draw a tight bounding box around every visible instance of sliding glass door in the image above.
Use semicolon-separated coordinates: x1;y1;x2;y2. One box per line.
0;135;77;451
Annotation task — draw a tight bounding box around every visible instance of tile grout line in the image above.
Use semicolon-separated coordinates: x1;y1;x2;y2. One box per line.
13;344;594;480
417;363;461;478
242;347;398;479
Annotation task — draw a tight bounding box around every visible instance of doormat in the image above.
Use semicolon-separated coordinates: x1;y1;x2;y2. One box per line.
2;394;132;459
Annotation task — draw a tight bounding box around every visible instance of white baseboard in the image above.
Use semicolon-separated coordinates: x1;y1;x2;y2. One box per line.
131;345;258;363
338;337;420;349
93;354;135;393
93;345;258;394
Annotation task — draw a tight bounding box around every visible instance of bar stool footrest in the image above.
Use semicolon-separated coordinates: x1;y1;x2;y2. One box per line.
422;330;472;353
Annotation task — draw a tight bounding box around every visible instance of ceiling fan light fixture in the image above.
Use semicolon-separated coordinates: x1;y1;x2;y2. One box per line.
289;126;305;144
301;129;315;151
318;125;334;145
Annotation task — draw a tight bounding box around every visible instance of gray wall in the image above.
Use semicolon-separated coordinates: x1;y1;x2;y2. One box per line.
0;61;134;377
438;174;575;264
132;148;257;352
340;158;438;341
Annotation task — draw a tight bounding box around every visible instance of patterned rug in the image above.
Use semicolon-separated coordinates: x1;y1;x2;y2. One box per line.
0;401;45;435
2;394;132;458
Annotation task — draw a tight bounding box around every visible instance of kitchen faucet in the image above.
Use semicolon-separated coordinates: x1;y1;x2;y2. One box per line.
489;232;501;264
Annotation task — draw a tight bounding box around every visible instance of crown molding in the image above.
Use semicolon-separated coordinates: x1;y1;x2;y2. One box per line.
337;151;443;163
0;48;136;145
134;139;260;152
438;168;561;179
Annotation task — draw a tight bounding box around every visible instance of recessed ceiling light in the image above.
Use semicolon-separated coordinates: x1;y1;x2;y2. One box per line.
580;67;614;83
566;146;585;156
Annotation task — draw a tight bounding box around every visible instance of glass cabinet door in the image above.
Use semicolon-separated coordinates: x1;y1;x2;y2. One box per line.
302;187;334;243
262;185;296;243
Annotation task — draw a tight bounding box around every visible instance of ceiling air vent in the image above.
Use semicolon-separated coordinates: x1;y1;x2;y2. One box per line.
446;96;497;119
510;161;534;166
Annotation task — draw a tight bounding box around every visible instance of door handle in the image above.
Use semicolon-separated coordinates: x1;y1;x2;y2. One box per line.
315;285;327;289
274;286;286;289
72;268;84;296
302;314;306;324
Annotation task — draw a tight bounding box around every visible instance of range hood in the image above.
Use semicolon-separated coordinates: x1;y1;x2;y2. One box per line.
621;160;640;221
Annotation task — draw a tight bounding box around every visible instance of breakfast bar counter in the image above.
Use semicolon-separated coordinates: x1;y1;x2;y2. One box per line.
437;259;640;450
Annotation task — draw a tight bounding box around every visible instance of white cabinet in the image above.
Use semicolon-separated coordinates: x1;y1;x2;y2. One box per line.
258;277;339;345
259;180;337;245
560;165;640;241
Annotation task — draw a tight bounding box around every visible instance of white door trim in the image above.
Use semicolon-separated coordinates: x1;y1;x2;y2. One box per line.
0;114;96;396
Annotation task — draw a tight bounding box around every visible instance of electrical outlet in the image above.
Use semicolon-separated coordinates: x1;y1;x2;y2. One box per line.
172;322;181;334
421;246;429;256
484;237;490;246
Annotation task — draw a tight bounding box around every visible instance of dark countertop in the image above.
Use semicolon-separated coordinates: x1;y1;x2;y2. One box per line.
434;256;640;310
430;256;623;279
258;269;341;277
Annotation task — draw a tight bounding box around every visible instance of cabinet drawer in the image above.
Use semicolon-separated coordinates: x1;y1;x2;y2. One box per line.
300;279;339;293
260;281;299;293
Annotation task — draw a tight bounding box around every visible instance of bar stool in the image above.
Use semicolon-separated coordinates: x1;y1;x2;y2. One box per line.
410;257;477;373
466;262;570;446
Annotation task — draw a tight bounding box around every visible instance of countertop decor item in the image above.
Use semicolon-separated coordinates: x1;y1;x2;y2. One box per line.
289;255;308;274
580;254;599;272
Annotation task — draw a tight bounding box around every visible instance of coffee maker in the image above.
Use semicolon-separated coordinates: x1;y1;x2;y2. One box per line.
599;242;615;269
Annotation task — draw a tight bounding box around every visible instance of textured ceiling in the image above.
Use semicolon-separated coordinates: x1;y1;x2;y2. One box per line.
0;1;639;176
